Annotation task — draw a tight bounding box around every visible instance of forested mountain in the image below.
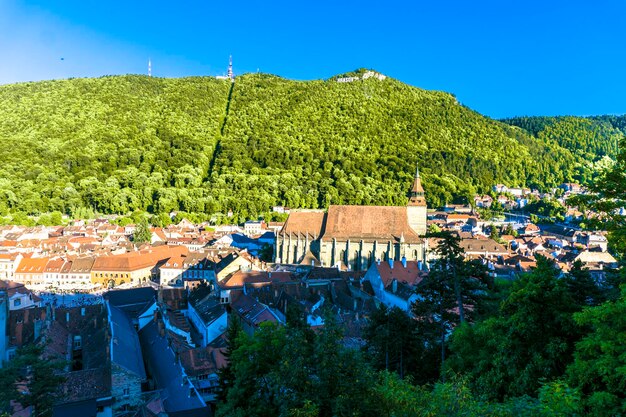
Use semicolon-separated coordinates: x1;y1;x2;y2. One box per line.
502;115;623;182
0;70;622;219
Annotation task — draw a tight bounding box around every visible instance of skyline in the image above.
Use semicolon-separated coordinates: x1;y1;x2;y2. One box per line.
2;1;626;118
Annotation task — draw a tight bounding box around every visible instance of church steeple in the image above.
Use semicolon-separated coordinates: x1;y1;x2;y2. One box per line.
408;162;426;206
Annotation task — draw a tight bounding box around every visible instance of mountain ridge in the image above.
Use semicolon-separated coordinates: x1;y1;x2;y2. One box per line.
0;72;621;220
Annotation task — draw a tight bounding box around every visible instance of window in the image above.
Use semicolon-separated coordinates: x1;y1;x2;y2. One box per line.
73;336;82;350
123;388;130;396
13;299;21;307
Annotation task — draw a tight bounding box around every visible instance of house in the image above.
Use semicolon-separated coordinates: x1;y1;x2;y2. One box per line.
67;257;96;287
14;257;49;285
473;195;493;208
91;245;188;288
243;220;265;236
107;303;147;412
230;292;285;335
187;286;227;347
104;287;157;330
179;344;227;404
577;232;608;252
159;252;215;287
215;251;263;282
363;258;426;312
43;258;65;287
521;223;541;235
460;238;508;259
139;320;209;417
0;253;23;281
443;204;473;214
575;251;618;269
7;287;41;310
219;270;293;291
560;183;583;193
48;305;113;417
493;184;508;194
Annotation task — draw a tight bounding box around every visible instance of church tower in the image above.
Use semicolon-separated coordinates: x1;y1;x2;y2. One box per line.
407;163;427;236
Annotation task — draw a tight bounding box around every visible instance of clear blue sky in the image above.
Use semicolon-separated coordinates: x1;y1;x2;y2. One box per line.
1;0;625;118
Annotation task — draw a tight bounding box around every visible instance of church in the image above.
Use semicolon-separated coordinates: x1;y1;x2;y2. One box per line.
275;166;428;270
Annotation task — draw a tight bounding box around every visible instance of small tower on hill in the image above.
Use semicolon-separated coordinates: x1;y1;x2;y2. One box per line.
407;163;427;236
227;55;234;81
148;58;152;77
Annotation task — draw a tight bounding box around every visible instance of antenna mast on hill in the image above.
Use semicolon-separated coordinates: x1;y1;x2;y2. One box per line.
148;58;152;77
227;55;233;80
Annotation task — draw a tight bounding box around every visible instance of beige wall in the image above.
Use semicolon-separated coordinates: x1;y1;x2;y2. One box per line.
277;234;425;271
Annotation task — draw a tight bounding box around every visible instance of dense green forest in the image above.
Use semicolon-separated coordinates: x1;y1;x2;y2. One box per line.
502;115;623;182
0;70;623;220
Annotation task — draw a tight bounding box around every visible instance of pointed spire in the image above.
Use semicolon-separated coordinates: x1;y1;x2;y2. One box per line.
408;160;426;206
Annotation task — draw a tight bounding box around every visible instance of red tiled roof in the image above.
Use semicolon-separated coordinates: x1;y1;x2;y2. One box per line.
15;257;50;274
221;270;292;288
374;260;425;288
280;210;325;237
92;245;188;272
323;205;421;243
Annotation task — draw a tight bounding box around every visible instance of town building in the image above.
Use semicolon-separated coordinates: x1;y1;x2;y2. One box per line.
275;166;428;270
91;245;188;288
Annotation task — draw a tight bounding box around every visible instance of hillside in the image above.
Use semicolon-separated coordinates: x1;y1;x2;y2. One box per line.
501;115;624;181
0;71;618;219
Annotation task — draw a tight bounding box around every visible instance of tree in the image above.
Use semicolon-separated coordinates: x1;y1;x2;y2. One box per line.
567;287;626;416
0;344;66;417
565;259;605;307
489;225;501;242
569;136;626;258
133;216;151;244
216;316;243;405
449;256;582;401
411;231;489;381
363;305;420;380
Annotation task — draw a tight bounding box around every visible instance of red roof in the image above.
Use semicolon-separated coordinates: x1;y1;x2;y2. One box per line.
15;257;50;274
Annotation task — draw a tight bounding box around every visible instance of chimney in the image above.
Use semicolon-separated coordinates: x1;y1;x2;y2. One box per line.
388;258;394;269
418;260;423;271
377;258;381;266
81;307;85;316
66;312;70;323
401;256;407;268
392;279;398;294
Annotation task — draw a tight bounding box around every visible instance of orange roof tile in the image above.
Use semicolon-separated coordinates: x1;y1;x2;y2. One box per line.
92;245;188;272
16;257;50;274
